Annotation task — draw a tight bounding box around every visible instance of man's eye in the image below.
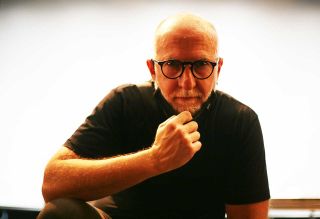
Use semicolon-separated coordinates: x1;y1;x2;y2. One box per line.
195;61;210;67
165;60;180;68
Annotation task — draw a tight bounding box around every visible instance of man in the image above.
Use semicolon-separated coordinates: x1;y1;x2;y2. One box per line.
38;13;270;219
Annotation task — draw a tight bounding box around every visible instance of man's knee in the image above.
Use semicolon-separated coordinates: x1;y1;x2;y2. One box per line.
37;198;104;219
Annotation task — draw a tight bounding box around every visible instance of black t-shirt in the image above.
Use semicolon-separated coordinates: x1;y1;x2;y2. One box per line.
65;81;270;218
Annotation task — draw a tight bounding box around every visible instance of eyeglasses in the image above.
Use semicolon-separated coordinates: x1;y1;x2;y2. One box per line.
152;59;218;80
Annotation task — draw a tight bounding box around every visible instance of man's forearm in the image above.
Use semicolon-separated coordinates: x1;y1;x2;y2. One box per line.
42;147;157;202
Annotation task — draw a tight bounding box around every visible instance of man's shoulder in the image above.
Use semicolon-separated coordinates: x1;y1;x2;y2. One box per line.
93;81;154;113
112;81;154;93
101;81;157;114
215;90;258;119
101;81;153;101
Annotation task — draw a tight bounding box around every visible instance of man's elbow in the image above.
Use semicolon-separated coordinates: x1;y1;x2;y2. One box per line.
42;182;51;203
41;172;58;203
41;168;60;203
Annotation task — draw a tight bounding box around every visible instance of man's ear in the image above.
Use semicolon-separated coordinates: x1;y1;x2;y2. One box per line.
217;57;223;76
146;59;156;80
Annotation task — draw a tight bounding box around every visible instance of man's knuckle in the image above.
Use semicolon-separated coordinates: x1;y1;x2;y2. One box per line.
176;128;185;136
167;123;177;131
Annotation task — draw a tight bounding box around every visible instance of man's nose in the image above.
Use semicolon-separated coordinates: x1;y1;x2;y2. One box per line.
178;65;196;90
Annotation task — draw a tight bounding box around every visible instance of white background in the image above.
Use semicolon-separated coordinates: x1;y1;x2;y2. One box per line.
0;0;319;210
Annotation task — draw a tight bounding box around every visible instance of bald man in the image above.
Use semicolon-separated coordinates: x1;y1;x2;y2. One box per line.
38;13;270;219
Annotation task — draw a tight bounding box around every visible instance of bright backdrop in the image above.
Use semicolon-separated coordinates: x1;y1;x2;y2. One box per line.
0;0;319;210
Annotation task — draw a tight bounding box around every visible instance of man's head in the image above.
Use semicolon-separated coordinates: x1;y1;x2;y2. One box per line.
147;13;223;115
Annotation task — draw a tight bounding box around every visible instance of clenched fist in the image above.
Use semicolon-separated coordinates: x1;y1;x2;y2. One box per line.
150;111;202;174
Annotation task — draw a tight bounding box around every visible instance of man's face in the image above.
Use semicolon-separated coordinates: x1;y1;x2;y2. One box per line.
148;28;222;115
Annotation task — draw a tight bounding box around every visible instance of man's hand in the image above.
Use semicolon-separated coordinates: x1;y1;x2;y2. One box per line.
150;111;202;173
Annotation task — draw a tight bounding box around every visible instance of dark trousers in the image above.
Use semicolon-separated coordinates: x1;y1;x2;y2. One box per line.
37;198;223;219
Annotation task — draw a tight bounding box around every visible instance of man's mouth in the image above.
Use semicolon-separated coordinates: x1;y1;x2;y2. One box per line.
174;96;201;103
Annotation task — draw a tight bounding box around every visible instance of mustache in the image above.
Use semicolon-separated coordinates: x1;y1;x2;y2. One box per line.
173;90;202;98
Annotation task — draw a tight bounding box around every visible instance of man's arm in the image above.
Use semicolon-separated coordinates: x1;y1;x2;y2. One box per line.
42;111;201;202
225;199;269;219
42;146;156;202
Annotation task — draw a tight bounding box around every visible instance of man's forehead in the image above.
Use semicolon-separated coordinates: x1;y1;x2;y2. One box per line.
156;35;216;61
155;27;216;52
159;28;210;42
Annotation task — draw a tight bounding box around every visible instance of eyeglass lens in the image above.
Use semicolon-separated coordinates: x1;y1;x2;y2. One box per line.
161;60;214;79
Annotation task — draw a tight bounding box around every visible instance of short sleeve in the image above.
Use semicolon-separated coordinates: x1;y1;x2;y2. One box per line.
225;112;270;204
64;88;125;158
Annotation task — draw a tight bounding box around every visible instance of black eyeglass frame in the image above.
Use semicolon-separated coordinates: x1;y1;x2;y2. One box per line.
152;59;219;80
